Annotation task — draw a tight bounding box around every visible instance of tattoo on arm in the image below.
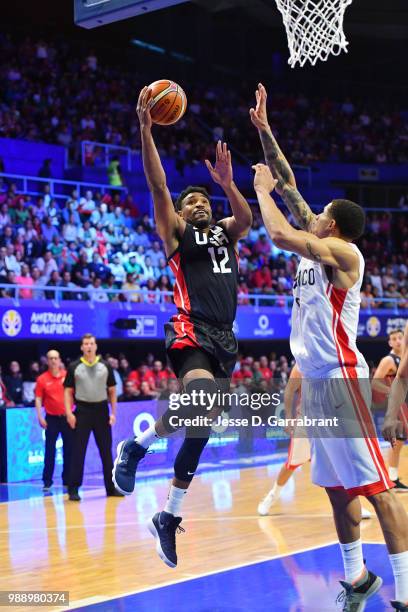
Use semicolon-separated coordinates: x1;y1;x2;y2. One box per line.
282;187;314;231
306;241;322;263
259;128;315;230
259;129;292;190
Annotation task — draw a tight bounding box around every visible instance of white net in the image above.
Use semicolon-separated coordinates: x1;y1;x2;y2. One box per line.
275;0;353;68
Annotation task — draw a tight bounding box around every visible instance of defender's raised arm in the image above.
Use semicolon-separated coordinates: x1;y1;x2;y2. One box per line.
250;83;315;231
252;164;358;274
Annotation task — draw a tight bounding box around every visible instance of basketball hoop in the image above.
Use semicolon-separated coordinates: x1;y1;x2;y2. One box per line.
275;0;353;68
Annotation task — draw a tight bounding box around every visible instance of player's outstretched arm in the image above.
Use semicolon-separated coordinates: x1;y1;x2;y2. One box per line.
249;83;315;231
137;86;184;252
253;164;358;272
383;324;408;445
205;141;252;241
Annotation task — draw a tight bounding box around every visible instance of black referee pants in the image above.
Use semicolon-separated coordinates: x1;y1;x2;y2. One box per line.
68;404;115;494
43;414;73;487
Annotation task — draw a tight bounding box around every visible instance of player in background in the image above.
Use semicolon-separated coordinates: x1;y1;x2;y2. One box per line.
257;363;372;519
373;329;408;491
258;363;308;514
384;322;408;611
384;323;408;446
250;83;408;612
113;86;252;568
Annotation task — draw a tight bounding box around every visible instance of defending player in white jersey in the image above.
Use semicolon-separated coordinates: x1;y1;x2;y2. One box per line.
250;83;408;612
257;363;372;519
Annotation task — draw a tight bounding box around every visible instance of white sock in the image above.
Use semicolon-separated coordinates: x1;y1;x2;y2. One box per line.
389;466;399;481
271;482;283;498
164;485;186;517
339;539;365;584
390;551;408;603
135;425;159;449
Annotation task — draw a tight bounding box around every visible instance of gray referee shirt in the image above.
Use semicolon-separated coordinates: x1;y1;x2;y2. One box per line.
64;356;116;408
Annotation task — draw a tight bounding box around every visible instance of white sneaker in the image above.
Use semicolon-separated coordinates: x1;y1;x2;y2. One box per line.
361;506;372;520
257;488;279;516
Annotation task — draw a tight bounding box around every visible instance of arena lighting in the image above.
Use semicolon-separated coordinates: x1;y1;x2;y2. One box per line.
74;0;188;28
131;39;166;54
131;38;194;62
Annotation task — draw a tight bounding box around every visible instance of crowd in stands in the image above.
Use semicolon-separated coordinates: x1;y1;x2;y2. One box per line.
0;35;407;306
0;349;385;408
0;177;406;307
359;212;408;309
1;35;408;167
0;181;176;303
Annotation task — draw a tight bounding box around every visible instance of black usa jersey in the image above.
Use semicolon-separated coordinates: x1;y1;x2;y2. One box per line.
168;223;239;326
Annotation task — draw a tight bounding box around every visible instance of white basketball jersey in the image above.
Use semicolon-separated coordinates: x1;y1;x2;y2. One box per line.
290;243;367;377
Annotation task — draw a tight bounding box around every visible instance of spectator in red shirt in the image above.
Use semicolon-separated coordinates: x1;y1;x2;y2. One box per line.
152;360;169;389
232;359;253;382
259;355;273;381
127;368;140;389
251;265;273;290
165;365;177;380
35;350;72;493
138;364;155;389
127;363;155;389
15;263;34;298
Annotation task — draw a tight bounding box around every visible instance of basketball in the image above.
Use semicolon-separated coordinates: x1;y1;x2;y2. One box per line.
148;79;187;126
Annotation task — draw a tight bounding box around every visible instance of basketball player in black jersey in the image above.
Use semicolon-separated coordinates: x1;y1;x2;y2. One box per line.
112;86;252;568
373;329;408;491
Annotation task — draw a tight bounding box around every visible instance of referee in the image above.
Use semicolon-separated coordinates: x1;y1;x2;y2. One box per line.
64;333;123;501
35;350;72;493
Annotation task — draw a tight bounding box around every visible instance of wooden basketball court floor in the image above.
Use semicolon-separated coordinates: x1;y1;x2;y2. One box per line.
0;450;407;611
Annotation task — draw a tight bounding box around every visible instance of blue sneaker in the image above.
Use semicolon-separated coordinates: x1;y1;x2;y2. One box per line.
112;439;147;495
147;511;185;568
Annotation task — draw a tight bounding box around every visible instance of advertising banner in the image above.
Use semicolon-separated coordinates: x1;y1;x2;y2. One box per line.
5;401;167;483
0;300;405;341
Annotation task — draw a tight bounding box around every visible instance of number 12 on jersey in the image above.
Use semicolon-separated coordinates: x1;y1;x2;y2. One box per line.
208;246;232;274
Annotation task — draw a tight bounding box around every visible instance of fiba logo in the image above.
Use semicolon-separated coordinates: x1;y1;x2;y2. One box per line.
366;316;381;338
2;309;22;337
